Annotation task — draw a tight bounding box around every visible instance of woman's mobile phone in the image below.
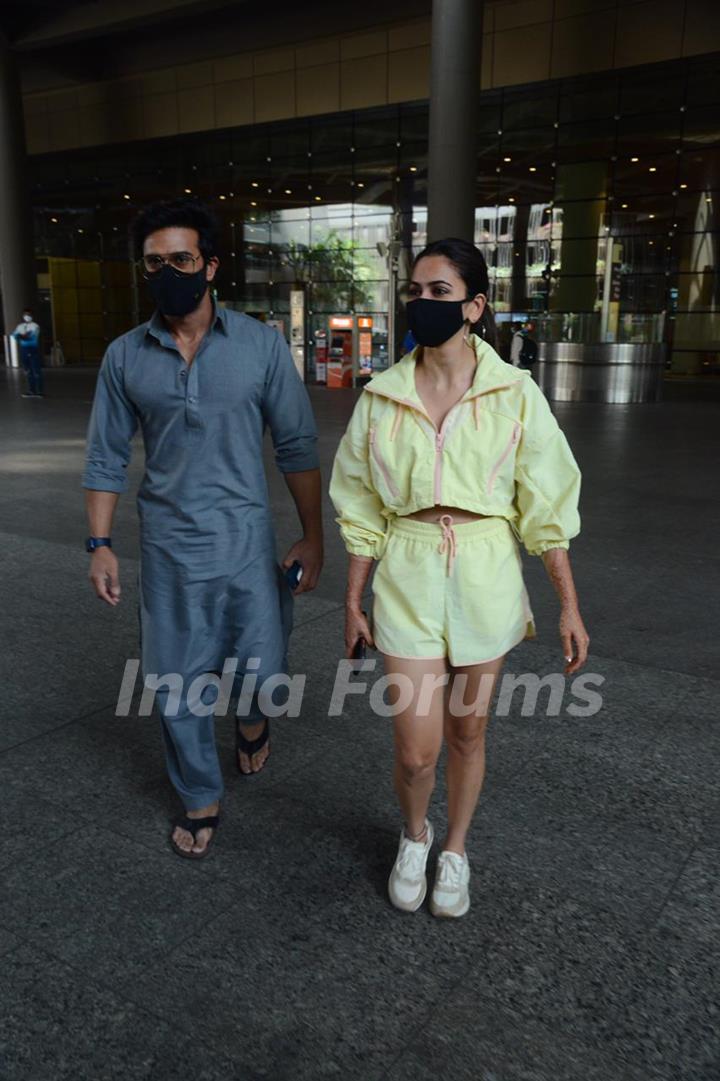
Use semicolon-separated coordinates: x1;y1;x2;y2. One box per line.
351;636;367;661
351;609;368;672
285;561;303;590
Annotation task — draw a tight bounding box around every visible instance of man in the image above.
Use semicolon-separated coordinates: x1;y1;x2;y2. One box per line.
83;198;323;858
509;321;524;367
12;309;43;398
519;321;538;370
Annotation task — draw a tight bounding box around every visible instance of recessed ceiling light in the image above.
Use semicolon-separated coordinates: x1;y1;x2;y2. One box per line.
649;213;655;218
508;197;515;202
284;189;292;194
503;156;511;162
50;216;58;222
649;166;657;173
251;182;259;188
410;166;417;172
315;196;321;202
680;182;687;189
630;157;639;163
123;194;130;200
621;203;628;208
357;182;365;188
250;201;257;207
184;188;192;193
219;195;226;200
529;166;537;172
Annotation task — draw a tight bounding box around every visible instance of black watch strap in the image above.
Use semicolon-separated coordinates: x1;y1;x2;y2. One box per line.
86;536;112;553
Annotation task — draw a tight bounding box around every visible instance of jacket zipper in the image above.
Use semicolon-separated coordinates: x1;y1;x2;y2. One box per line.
433;402;468;504
487;422;520;495
369;426;400;499
365;385;522;505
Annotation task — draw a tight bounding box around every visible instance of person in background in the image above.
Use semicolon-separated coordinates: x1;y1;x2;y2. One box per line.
509;321;524;368
13;309;43;398
519;322;538;371
400;326;417;357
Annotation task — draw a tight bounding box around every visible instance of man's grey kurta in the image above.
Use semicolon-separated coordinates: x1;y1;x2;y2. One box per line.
83;303;318;808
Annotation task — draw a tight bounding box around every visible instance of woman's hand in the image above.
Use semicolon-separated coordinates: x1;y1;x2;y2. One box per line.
345;604;375;658
560;606;589;675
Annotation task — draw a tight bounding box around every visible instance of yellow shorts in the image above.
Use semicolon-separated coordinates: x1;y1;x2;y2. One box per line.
372;515;536;666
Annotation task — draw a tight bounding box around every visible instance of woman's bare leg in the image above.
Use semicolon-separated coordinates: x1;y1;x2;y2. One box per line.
380;655;449;839
443;655;505;855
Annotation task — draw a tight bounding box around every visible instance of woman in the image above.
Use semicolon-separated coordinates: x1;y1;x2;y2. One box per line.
329;237;588;918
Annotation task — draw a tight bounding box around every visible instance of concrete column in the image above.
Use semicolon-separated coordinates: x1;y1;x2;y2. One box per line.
427;0;482;243
552;162;607;313
511;202;530;311
0;31;37;335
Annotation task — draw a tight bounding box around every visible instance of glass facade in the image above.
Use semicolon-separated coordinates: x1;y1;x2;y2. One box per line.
29;52;720;380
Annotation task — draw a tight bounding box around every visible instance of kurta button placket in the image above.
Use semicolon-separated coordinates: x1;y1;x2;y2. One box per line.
186;363;202;429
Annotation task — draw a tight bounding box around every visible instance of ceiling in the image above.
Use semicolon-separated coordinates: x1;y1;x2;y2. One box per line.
2;0;428;94
0;1;246;48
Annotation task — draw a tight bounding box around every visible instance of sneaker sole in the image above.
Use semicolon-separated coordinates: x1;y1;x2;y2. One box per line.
429;895;470;918
389;878;427;913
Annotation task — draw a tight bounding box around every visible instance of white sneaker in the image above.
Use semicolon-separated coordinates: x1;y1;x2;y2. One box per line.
388;819;434;912
430;850;471;918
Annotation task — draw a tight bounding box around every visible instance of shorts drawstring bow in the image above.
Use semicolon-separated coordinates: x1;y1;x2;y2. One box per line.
438;514;457;577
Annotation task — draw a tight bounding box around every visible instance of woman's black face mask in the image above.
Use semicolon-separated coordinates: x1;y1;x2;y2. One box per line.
146;263;208;317
405;297;470;347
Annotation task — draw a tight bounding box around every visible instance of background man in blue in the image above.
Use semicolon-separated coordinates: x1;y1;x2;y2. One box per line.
83;199;323;858
12;308;43;398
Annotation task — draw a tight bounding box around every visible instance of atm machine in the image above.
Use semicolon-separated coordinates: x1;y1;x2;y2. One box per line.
325;315;374;388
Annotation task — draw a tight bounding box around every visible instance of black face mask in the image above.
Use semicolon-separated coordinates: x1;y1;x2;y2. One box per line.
146;264;208;317
406;298;468;348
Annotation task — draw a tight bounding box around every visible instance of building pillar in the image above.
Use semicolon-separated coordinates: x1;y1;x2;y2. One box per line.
511;202;530;311
0;30;37;335
427;0;482;243
552;162;607;313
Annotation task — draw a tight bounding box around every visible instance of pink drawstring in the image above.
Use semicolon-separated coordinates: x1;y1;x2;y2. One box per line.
438;514;457;577
390;402;403;441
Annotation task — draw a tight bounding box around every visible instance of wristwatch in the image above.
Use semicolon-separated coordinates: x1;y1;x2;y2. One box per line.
86;536;112;553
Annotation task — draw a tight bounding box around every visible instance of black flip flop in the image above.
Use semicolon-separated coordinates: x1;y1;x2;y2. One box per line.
236;717;270;776
170;813;220;859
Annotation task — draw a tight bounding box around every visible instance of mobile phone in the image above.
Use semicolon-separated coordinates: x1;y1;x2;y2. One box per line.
351;636;367;661
284;560;303;590
350;609;369;672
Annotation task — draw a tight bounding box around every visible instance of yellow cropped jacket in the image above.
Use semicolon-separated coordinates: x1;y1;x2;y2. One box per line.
329;335;581;560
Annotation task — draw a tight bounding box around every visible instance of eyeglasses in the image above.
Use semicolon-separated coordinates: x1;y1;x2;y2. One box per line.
139;251;200;276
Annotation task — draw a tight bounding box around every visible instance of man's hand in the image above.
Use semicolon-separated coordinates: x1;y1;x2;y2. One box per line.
89;548;121;606
282;535;323;595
